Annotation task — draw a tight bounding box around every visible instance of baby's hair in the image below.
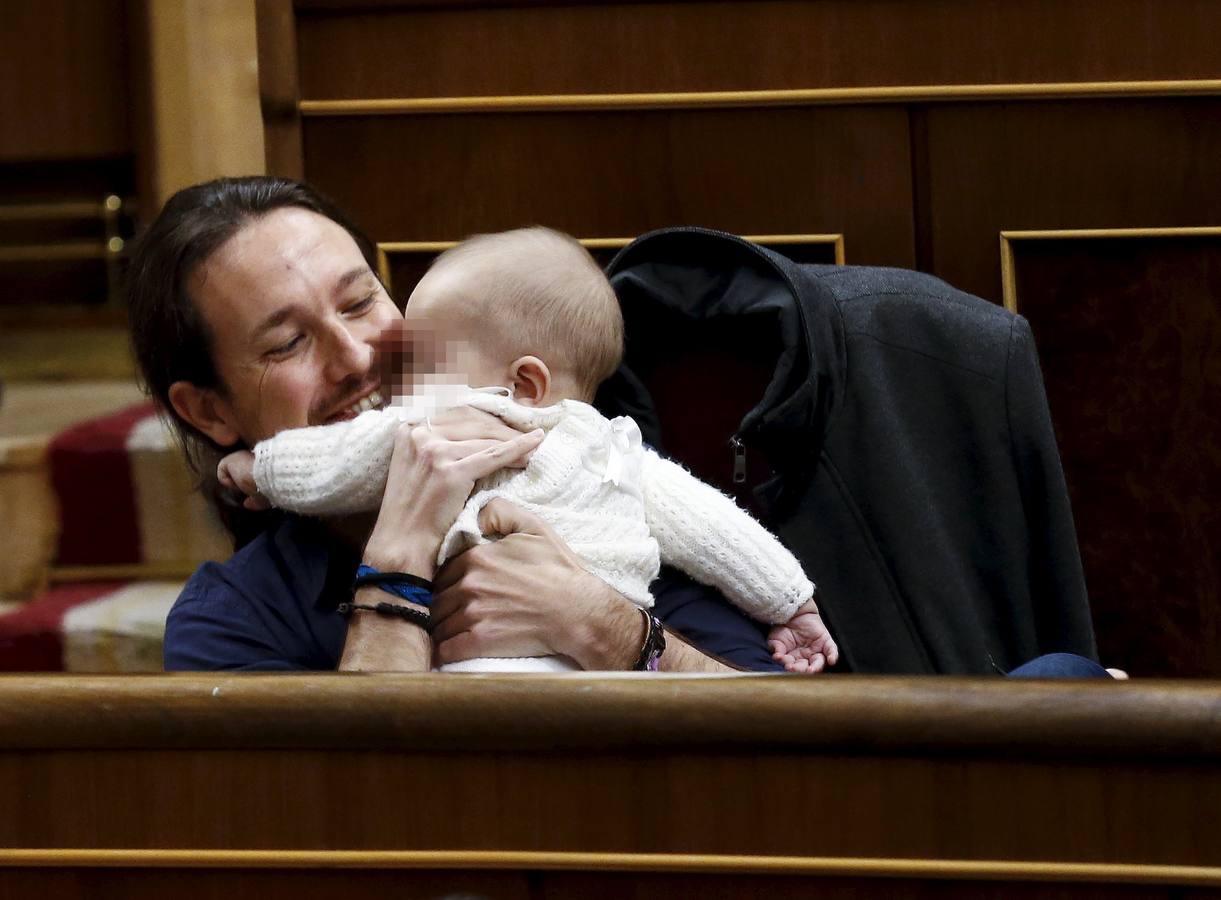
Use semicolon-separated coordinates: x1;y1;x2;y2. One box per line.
426;227;624;398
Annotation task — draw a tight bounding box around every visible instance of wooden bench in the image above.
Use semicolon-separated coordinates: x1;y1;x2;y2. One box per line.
1;674;1217;897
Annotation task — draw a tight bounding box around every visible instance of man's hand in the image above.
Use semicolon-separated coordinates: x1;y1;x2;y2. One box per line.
767;599;839;674
429;500;739;673
342;410;542;673
362;410;544;579
429;499;625;668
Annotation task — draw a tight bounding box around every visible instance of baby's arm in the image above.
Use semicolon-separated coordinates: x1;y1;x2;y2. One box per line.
641;450;812;623
641;450;838;671
251;409;405;516
217;449;268;511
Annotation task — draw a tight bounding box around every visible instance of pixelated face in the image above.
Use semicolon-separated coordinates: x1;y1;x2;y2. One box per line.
392;266;508;395
188;207;402;442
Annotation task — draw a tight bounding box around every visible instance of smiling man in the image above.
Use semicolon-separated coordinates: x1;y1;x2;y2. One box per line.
127;176;779;673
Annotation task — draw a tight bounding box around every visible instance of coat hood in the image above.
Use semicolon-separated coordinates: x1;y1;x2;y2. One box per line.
598;227;843;494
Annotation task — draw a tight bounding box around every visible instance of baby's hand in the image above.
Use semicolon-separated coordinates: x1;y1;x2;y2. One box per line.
216;450;270;511
768;599;839;674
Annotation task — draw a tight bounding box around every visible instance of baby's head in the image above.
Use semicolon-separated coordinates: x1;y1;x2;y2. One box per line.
404;227;623;404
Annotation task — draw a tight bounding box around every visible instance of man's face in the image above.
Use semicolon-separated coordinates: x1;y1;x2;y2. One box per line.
186;207;402;445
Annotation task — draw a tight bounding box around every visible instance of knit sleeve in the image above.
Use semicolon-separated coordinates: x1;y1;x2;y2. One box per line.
252;409;403;516
641;449;813;624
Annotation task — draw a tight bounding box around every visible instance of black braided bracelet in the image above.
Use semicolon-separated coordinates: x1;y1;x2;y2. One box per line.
337;600;432;633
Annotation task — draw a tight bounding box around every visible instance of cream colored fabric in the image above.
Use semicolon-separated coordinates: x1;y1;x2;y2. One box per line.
0;437;57;602
254;388;814;671
126;415;230;566
61;580;183;673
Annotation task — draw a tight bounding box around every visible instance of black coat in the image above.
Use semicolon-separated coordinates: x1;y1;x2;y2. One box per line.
597;228;1098;674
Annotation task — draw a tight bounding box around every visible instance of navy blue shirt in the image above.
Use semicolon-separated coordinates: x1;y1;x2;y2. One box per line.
163;515;783;672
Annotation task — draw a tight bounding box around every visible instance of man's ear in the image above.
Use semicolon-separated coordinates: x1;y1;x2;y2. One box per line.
508;356;552;406
167;381;241;447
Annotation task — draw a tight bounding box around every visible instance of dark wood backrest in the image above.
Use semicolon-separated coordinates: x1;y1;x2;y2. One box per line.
255;0;1221;676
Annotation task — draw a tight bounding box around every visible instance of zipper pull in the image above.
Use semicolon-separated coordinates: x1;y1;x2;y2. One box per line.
730;435;747;484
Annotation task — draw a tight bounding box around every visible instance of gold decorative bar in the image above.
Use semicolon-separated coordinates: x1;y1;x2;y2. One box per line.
0;849;1217;886
299;80;1221;117
377;233;845;288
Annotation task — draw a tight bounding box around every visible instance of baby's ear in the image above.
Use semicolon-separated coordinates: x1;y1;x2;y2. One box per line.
508;356;552;406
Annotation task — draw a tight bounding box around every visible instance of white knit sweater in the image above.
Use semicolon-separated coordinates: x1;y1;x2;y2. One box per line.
253;387;814;671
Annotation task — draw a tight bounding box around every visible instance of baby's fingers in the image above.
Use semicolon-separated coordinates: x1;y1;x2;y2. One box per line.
242;493;271;512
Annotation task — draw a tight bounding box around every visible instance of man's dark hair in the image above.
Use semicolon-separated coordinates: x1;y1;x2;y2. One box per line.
125;175;377;543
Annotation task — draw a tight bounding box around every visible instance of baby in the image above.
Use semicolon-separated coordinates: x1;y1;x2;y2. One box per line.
218;227;838;673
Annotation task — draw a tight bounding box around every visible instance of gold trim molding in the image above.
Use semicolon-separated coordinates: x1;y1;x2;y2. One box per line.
999;226;1221;312
0;850;1218;886
377;233;845;291
301;80;1221;117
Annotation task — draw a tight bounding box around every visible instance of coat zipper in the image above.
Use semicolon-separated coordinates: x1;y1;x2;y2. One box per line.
730;435;747;483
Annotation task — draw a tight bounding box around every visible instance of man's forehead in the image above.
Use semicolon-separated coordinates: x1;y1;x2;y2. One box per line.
196;210;372;307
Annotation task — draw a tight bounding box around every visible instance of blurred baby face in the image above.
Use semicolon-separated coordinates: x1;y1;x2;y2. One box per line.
382;267;507;400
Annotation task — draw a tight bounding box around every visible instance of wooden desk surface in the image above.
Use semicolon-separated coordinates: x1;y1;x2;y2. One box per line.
0;674;1218;898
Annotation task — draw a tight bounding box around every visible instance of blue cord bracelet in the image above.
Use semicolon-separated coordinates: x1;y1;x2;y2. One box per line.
353;564;433;608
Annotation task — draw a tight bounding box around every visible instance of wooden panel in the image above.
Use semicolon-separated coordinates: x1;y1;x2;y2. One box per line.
2;675;1219;896
144;0;265;205
0;676;1219;873
0;0;132;161
294;0;1221;100
1006;233;1221;678
542;874;1180;900
0;868;532;900
0;869;1197;900
923;98;1221;303
302;107;914;267
6;675;1219;757
255;0;304;179
378;235;841;305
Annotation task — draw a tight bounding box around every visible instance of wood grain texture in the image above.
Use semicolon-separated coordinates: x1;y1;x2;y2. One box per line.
295;83;1221;117
301;107;914;267
0;868;1199;900
293;0;1221;100
922;98;1221;302
1008;235;1221;678
380;235;840;307
2;850;1219;883
255;0;304;178
0;868;531;900
0;745;1218;862
2;676;1218;897
0;0;133;161
0;674;1218;757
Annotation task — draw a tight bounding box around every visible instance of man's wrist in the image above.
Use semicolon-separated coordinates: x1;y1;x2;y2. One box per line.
567;581;648;671
338;586;431;672
361;541;437;582
349;584;431;617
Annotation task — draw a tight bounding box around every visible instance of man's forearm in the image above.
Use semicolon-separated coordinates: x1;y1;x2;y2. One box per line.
337;586;431;672
657;628;739;673
573;583;738;674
